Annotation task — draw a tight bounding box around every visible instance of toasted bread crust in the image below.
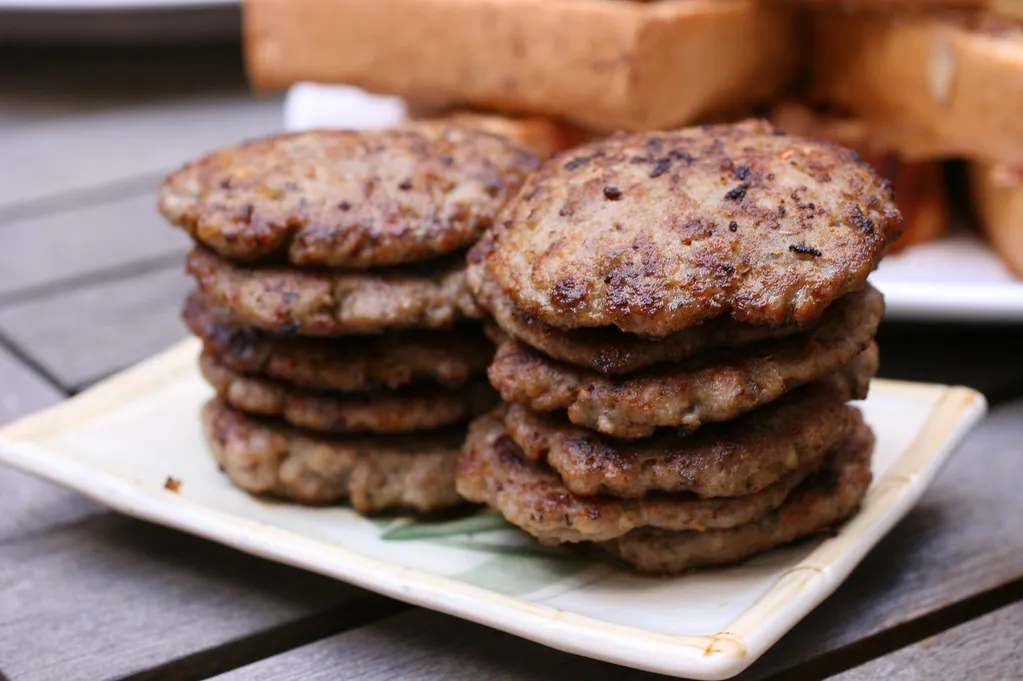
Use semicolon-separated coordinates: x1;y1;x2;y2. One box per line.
245;0;797;131
811;10;1023;165
971;162;1023;277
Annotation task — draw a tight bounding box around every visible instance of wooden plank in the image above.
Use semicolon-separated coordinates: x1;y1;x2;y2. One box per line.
0;346;100;543
211;608;660;681
0;94;282;215
0;464;101;546
0;43;281;215
0;265;192;389
210;398;1023;681
0;193;189;300
831;600;1023;681
0;43;249;127
0;514;372;681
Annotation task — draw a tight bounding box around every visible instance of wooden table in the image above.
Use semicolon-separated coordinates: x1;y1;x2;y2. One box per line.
2;41;1022;681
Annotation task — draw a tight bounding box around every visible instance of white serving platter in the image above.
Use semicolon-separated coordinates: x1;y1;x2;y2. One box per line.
282;83;1023;324
0;340;986;679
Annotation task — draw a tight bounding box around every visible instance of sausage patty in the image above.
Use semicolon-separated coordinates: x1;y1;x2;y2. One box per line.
200;353;496;434
601;422;873;573
184;293;492;392
203;399;464;512
502;377;865;499
159;123;539;269
457;408;838;543
487;286;881;438
188;247;483;336
484;120;901;335
467;242;801;375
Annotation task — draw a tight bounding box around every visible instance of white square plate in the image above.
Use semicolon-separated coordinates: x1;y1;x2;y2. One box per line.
0;340;986;679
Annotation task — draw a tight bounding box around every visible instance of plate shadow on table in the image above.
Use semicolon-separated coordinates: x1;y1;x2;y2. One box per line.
876;322;1023;403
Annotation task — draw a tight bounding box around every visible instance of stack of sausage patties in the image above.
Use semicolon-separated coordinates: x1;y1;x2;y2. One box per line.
459;120;903;573
157;122;539;514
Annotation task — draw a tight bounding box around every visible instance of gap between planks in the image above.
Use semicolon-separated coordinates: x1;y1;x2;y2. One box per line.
829;599;1023;681
118;597;411;681
0;175;159;228
0;252;183;310
757;579;1023;681
0;329;68;396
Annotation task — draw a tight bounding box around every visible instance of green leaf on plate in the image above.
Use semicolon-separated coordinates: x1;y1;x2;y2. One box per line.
452;549;594;597
379;511;513;541
431;536;574;560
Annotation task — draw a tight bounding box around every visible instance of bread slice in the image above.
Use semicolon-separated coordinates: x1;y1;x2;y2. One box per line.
970;162;1023;276
245;0;797;131
770;102;949;252
810;10;1023;164
991;0;1023;22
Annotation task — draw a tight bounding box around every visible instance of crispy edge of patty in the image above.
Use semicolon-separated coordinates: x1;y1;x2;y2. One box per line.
184;292;493;391
457;407;834;543
503;377;866;499
159;123;540;269
188;247;483;336
202;399;465;512
600;421;874;573
467;243;803;375
488;286;882;437
200;352;497;433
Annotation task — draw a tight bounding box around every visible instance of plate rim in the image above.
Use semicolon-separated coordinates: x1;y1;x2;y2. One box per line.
0;341;988;680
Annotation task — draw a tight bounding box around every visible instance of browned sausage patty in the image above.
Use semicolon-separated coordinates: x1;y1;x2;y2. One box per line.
184;293;492;392
467;243;802;375
203;399;464;512
188;248;483;336
159;123;539;269
601;422;874;573
502;377;865;499
200;353;496;434
484;120;901;335
488;287;882;438
457;408;837;543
